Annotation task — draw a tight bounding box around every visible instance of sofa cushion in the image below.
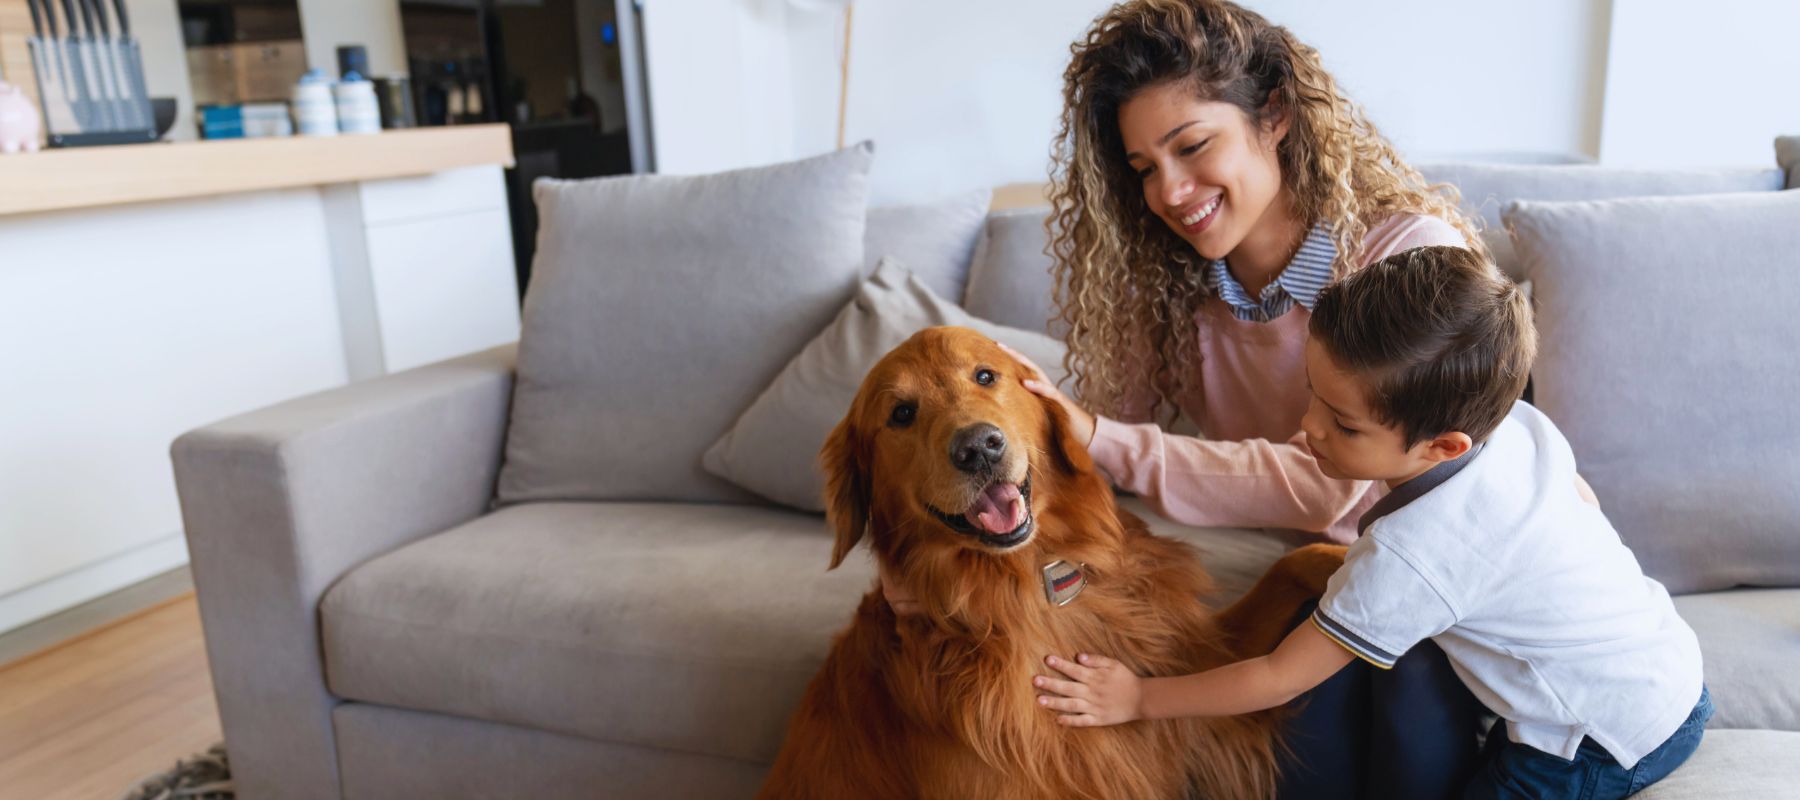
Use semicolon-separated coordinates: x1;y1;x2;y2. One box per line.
1631;729;1800;799
702;258;1068;512
497;144;873;505
1417;163;1784;280
865;188;991;301
1671;589;1800;731
319;498;1283;765
1505;191;1800;594
1777;136;1800;190
962;206;1066;336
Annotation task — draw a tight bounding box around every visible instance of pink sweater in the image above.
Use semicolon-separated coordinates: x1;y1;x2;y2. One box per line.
1087;214;1467;543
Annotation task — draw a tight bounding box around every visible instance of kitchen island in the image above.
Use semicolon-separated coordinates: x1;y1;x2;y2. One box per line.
0;124;521;637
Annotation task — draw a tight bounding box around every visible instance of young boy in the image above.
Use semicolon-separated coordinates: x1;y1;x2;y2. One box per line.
1033;246;1710;799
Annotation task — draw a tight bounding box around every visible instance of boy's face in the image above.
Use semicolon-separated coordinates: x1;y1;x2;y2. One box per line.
1301;339;1471;487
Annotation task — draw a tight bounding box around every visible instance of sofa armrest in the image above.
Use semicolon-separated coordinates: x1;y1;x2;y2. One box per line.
171;343;516;800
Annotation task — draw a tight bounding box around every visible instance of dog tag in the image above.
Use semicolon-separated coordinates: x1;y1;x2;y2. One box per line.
1041;560;1087;606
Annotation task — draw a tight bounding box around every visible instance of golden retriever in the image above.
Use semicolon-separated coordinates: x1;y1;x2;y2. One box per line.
758;326;1344;800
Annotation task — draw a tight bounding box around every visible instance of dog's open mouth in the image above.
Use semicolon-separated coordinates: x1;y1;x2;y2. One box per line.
929;475;1034;549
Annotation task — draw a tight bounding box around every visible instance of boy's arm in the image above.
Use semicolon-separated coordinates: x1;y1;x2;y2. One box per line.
1035;623;1356;726
1142;621;1356;719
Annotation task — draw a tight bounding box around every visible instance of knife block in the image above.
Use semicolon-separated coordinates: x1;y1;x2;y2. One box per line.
0;0;47;148
2;0;155;147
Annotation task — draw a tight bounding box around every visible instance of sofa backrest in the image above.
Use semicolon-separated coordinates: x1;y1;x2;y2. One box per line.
1417;163;1786;279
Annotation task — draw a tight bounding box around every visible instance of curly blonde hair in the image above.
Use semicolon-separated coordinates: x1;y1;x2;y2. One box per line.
1048;0;1483;422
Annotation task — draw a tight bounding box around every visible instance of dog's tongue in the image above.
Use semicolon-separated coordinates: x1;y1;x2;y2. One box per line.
965;482;1024;534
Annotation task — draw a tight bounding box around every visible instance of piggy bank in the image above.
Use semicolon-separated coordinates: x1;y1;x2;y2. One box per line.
0;81;42;154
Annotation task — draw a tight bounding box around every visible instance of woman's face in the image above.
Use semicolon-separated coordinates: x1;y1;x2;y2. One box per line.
1118;82;1288;262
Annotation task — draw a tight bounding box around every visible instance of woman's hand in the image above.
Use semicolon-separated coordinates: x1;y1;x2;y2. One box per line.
993;341;1097;447
1034;653;1143;727
878;561;922;616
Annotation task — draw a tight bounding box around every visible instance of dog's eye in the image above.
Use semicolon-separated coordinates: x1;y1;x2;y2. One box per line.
889;403;917;427
975;368;996;386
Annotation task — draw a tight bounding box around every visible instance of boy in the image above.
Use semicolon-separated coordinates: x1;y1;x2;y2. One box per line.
1033;246;1710;798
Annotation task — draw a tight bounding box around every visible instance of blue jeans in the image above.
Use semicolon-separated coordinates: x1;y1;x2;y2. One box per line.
1276;601;1486;799
1463;686;1713;800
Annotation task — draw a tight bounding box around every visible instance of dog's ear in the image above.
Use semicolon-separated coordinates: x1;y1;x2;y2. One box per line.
1040;391;1097;478
819;416;870;569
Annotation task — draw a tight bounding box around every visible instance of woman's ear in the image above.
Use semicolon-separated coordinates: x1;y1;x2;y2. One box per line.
819;416;870;569
1261;91;1290;145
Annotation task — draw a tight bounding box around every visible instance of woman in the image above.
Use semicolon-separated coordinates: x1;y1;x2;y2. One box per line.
892;1;1492;796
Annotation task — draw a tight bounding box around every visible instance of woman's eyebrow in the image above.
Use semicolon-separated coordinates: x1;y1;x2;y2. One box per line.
1125;120;1201;160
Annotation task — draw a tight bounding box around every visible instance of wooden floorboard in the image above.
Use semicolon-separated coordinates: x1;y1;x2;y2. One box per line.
0;594;222;800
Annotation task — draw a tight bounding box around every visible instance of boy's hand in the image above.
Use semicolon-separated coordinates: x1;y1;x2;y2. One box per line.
1034;653;1142;727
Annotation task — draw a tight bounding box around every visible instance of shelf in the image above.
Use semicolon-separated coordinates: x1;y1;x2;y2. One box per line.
0;124;515;217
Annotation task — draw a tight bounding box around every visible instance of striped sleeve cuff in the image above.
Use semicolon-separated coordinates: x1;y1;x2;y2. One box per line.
1310;609;1399;670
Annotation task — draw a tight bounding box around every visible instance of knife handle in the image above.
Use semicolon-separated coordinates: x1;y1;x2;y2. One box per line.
110;0;130;37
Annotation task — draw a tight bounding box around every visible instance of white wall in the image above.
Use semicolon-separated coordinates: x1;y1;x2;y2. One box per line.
641;0;796;174
1599;0;1800;168
649;0;1791;204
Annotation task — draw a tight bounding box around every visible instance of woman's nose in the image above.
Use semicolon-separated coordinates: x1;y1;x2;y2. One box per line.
1160;169;1195;208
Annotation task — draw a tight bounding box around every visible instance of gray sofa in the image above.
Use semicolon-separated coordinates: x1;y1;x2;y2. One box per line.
174;150;1800;799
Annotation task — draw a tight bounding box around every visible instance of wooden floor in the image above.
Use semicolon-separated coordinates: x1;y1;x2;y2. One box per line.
0;594;222;800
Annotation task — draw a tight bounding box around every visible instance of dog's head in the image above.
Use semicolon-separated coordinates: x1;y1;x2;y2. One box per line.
820;327;1112;573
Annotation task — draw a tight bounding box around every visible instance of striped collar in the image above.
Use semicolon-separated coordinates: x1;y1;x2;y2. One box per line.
1204;223;1337;323
1356;443;1486;538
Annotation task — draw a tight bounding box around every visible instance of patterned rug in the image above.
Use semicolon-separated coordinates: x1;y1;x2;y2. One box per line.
120;744;233;800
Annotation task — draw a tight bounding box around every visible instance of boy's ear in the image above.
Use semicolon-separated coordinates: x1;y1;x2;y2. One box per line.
1422;431;1473;463
819;416;870;569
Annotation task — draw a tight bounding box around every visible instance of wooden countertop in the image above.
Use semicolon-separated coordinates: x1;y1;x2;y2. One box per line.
0;124;515;217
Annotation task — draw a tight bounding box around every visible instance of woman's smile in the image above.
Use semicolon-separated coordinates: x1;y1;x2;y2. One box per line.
1175;194;1224;236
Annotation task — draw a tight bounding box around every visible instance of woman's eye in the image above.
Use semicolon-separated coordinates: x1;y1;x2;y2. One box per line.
890;403;917;427
1180;138;1210;157
975;369;996;386
1134;165;1155;181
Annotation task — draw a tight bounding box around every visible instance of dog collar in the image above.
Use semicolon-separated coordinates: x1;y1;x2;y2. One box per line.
1041;560;1087;606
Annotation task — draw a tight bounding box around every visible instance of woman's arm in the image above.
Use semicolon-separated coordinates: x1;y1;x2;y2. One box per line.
1035;622;1355;726
995;342;1371;538
1089;420;1371;537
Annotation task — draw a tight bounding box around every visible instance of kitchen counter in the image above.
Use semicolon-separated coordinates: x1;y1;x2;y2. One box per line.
0;122;521;640
0;124;514;216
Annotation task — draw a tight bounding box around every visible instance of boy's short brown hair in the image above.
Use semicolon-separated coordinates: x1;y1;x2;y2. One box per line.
1309;245;1536;447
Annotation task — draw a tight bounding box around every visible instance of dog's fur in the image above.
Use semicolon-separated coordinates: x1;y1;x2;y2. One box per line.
758;327;1344;800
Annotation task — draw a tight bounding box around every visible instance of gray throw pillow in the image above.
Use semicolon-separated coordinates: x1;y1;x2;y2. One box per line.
865;188;992;302
1505;191;1800;594
1419;163;1785;280
498;143;874;505
962;207;1067;337
702;258;1068;512
1777;136;1800;190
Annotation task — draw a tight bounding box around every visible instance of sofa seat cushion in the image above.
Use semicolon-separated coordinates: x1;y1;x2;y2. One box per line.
1632;729;1800;799
1672;589;1800;731
321;499;1289;764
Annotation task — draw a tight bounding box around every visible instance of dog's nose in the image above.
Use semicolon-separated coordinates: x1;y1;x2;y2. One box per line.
951;423;1007;474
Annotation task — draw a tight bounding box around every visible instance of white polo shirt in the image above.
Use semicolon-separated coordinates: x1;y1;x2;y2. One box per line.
1311;401;1703;768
